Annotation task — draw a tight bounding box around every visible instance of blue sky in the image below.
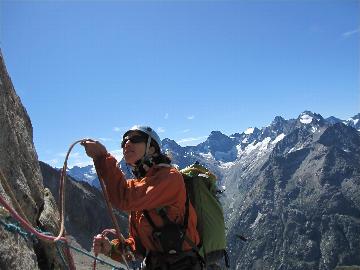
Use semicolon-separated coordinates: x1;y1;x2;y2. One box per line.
1;0;359;168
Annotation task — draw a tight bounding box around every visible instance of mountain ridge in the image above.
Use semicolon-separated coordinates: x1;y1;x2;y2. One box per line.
66;111;359;188
50;111;360;269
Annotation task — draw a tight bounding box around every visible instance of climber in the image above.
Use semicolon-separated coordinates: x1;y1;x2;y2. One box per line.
81;126;202;270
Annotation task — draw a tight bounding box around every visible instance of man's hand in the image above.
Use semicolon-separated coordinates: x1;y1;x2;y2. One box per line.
93;234;111;256
81;139;108;160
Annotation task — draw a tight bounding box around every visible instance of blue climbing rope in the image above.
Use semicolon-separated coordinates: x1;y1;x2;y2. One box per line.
60;242;123;270
0;218;35;240
55;241;70;270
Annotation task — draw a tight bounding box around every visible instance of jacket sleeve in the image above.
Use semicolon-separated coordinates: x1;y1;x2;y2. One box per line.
94;154;185;212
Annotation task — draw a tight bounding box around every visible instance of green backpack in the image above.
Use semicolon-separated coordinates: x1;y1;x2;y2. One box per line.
143;162;229;267
180;162;229;267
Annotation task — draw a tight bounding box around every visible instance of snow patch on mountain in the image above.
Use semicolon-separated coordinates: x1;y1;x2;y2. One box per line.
220;161;236;169
250;212;263;228
300;114;313;124
199;152;215;160
241;137;272;156
288;146;304;153
348;118;359;125
271;133;285;145
84;173;94;180
244;127;254;135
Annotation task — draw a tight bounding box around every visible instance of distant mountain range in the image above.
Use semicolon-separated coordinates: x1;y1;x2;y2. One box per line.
67;111;360;187
62;111;360;269
67;164;100;188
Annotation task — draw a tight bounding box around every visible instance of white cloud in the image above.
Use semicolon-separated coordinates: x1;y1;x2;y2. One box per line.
157;127;165;133
113;127;122;132
187;115;195;120
176;136;207;146
343;28;360;38
164;113;169;120
182;129;191;133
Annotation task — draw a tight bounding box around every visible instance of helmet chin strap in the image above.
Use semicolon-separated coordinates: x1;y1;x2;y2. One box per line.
145;135;151;157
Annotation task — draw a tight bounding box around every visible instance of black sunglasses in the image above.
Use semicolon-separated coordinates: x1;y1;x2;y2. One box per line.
121;135;147;148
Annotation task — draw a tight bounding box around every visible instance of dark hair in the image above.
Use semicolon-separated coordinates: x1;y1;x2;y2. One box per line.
132;150;171;178
149;137;171;164
152;152;171;165
150;139;161;154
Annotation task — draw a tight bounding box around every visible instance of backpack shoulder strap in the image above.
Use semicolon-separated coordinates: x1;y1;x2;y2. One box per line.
143;188;190;229
143;210;159;230
130;211;148;257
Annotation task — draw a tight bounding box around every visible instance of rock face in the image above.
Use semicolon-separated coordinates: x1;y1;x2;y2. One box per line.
0;52;61;269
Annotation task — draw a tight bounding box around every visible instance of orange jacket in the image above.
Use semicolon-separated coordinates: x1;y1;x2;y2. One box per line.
94;154;200;260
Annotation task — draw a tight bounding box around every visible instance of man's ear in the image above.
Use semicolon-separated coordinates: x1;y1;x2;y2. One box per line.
148;146;156;155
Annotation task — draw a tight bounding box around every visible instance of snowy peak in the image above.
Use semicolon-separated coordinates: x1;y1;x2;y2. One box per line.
297;111;325;125
345;113;360;130
294;111;327;134
261;116;294;140
67;165;99;187
231;127;262;147
299;113;314;124
201;131;236;152
196;131;238;162
244;127;255;135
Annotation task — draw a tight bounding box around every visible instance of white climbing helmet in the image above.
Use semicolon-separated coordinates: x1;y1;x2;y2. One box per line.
123;125;162;154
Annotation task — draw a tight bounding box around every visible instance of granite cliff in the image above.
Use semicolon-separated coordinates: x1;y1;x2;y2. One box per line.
0;51;62;269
